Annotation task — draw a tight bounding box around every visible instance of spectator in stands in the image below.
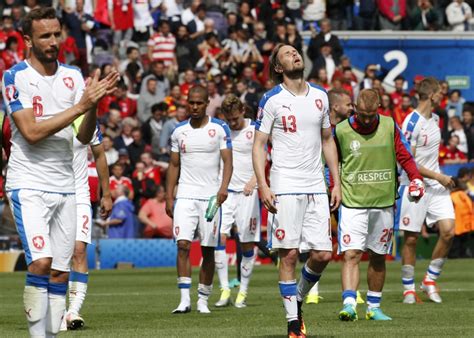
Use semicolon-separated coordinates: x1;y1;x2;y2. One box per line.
127;127;148;167
310;42;337;83
409;0;441;30
378;94;394;118
138;77;160;123
104;108;122;139
326;0;348;30
302;0;326;29
390;75;406;109
159;104;188;161
236;80;259;114
108;0;134;55
119;46;143;74
439;135;468;165
110;162;135;200
446;0;472;31
0;36;22;69
339;67;358;99
286;21;303;54
139;185;173;239
103;185;136;239
140;60;170;105
359;64;379;90
148;20;177;67
103;134;119;166
131;160;156;209
1;15;25;59
307;19;343;68
181;0;201;26
114;117;137;150
449;177;473;258
142;102;168;159
353;0;378;30
377;0;407;30
180;69;197;98
449;116;469;154
118;148;134;177
175;25;200;73
462;108;474;159
110;81;137;119
206;80;223;117
164;84;184;113
446;89;466;118
372;78;385;96
393;94;413;127
187;3;207;41
310;67;331;90
439;80;450;110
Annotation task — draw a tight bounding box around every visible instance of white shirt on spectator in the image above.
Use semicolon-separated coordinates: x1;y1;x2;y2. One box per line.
302;0;326;22
446;1;472;31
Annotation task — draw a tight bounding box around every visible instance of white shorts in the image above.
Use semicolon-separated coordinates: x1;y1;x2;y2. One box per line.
173;198;220;247
221;191;260;243
76;203;93;244
268;194;332;252
396;184;455;233
7;189;76;272
338;205;394;255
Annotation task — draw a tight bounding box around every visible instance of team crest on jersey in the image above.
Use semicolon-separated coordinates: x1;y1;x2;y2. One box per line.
175;226;180;236
403;217;410;226
257;107;264;121
349;140;361;157
343;234;351;245
315;99;323;111
63;77;75;90
246;131;253;140
208;129;216;138
32;235;45;250
275;228;285;240
5;84;19;101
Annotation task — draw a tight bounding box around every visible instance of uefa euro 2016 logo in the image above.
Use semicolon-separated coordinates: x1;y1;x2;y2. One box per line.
349;140;361;157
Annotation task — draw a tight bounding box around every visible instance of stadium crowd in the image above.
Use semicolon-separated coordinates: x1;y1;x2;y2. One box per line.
0;0;473;256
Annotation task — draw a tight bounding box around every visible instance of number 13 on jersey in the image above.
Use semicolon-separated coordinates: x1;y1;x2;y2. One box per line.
282;115;297;133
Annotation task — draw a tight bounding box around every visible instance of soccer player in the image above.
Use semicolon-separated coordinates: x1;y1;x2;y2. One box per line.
214;94;259;308
335;89;424;322
166;85;233;314
397;77;456;304
306;88;355;305
1;7;118;337
253;44;341;337
61;123;112;330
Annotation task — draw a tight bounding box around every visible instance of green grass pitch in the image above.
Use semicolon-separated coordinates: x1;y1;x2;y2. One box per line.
1;259;473;337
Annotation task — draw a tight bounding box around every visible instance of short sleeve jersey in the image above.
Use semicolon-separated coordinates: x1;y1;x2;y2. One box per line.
171;117;232;199
255;83;330;194
228;118;255;192
401;111;442;187
1;61;85;193
73;125;103;204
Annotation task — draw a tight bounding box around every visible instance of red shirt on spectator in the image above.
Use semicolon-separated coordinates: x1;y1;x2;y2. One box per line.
439;145;467;165
378;107;393;118
147;32;176;66
110;175;134;197
390;91;403;108
58;36;80;64
110;0;134;31
393;105;413;127
140;199;173;238
377;0;406;21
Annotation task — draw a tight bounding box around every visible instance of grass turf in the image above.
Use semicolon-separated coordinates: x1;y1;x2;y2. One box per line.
1;259;473;337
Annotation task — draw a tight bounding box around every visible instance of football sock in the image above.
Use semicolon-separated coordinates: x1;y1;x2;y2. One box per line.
68;271;88;315
366;290;382;310
197;284;213;304
177;277;192;306
425;258;446;282
297;263;321;302
215;246;229;290
279;280;298;322
308;281;319;295
24;273;49;337
401;265;415;291
239;249;255;294
342;289;357;307
46;282;67;336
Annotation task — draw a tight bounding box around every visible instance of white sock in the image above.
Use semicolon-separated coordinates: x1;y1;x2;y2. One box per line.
68;271;89;315
401;265;415;291
308;281;319;295
366;290;382;310
197;283;213;303
279;280;298;322
177;277;191;306
24;285;49;337
297;263;321;302
239;249;255;294
342;290;357;307
215;248;229;290
426;258;446;282
46;282;67;336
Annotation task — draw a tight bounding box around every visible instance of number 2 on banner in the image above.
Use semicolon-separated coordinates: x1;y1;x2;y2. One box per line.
282;115;297;133
33;96;43;117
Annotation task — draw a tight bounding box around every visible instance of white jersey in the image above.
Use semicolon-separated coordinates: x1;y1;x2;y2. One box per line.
73;126;102;205
2;61;85;193
171;117;232;199
228;118;255;192
401;110;441;187
256;83;330;194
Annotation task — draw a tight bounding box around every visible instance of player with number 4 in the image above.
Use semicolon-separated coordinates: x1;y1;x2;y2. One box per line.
334;89;424;322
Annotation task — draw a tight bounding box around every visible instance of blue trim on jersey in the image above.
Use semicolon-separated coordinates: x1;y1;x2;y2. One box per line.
267;214;274;249
48;282;68;296
6;188;76;195
255;85;283;131
250;120;256;126
308;82;328;94
397;124;412;154
217;207;223;247
405;112;420;142
394;185;406;231
279;282;297;297
3;61;28;113
10;190;32;264
337;207;342;254
96;123;103;142
26;273;49;288
70;271;89;283
59;63;82;74
211;117;232;149
171;119;190;135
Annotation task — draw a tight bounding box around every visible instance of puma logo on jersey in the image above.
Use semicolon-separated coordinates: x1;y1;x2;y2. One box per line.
282;104;292;112
29;82;39;89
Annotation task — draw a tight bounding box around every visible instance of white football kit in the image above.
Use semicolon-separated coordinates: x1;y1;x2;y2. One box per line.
2;61;85;271
221;119;260;243
73;127;102;244
170;117;232;246
256;83;332;252
397;111;455;232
